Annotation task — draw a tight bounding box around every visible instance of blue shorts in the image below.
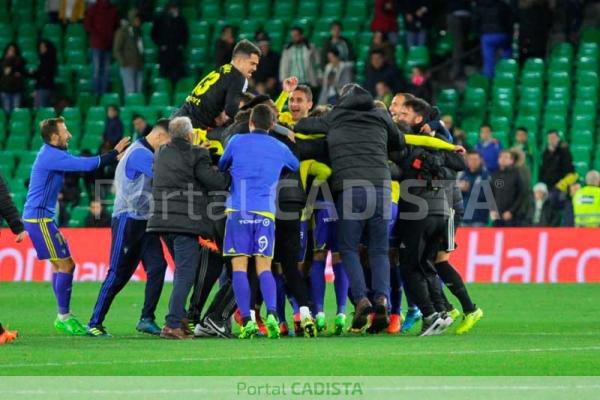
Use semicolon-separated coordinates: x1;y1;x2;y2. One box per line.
313;203;338;252
389;202;399;246
223;212;275;258
24;219;71;261
298;220;309;263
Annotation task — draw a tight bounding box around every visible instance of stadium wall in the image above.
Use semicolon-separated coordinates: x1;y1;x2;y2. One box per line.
0;228;598;283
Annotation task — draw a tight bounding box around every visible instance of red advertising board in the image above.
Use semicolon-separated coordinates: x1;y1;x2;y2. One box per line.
0;228;599;283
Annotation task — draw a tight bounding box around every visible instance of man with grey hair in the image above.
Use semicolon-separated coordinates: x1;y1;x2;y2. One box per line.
147;116;231;339
573;170;600;227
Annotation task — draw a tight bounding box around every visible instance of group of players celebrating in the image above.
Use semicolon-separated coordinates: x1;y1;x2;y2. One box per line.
0;39;484;345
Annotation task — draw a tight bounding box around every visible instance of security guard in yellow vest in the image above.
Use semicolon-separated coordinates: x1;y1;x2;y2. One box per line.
573;170;600;227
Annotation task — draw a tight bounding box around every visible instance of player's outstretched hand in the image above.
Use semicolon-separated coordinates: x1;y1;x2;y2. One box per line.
283;76;299;93
453;145;466;155
114;137;131;154
15;231;27;243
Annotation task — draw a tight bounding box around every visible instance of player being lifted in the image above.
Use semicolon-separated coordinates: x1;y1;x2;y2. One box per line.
22;118;129;335
172;39;261;146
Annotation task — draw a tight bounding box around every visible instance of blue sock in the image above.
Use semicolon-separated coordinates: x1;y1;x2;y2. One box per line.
55;272;73;315
232;271;251;319
333;262;349;314
258;270;277;316
390;264;402;315
310;259;326;313
274;273;287;323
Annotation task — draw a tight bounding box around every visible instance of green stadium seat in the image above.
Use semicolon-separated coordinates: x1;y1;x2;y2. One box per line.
17;23;37;39
575;84;599;103
201;3;221;23
7;178;26;195
174;91;188;105
86;106;106;123
547;85;571;102
149;91;170;107
160;106;177;119
574;161;589;178
571;114;595;132
405;46;430;68
548;56;571;73
248;2;270;20
522;57;545;73
520;70;544;87
66;49;87;65
290;18;313;37
493;71;516;89
124;93;145;107
322;2;343;19
346;0;368;18
576;56;599;72
514;114;538;134
30;134;45;150
548;70;571;87
578;42;599;59
545;99;569;118
5;134;29;151
60;107;82;125
10;108;32;123
85;119;105;137
190;20;211;37
571;145;592;163
543;113;568;137
34;108;55;125
495;58;518;75
76;93;96;115
273;1;295;23
181;6;197;22
342;17;364;32
99;93;121;107
576;70;599;87
466;73;489;92
551;42;574;60
225;3;246;24
189;47;207;66
570;130;594;147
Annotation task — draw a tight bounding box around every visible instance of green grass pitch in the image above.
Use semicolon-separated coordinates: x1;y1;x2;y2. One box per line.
1;282;599;375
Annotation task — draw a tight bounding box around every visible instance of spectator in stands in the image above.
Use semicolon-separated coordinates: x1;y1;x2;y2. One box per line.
132;114;152;138
135;0;154;22
85;199;111;228
476;124;502;173
490;150;527;226
511;148;532;196
369;31;395;64
363;49;404;97
447;0;473;79
517;0;552;63
318;48;353;105
407;65;433;103
475;0;513;78
401;0;431;47
279;26;321;89
113;8;144;95
46;0;60;23
375;82;393;107
540;130;575;205
512;127;535;172
322;21;355;63
215;25;236;67
59;0;85;24
0;43;26;113
458;150;490;226
31;40;57;108
526;182;561;227
151;1;189;85
85;0;120;97
371;0;399;44
103;105;124;148
252;32;280;98
573;170;600;227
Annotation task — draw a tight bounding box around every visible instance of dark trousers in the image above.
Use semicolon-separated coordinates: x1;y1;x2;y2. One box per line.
447;13;471;78
337;186;391;302
398;215;448;317
275;212;311;307
187;247;226;323
481;33;512;78
163;234;200;329
89;216;167;328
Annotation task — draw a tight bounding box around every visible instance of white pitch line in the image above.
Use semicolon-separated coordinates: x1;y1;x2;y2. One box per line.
7;346;600;369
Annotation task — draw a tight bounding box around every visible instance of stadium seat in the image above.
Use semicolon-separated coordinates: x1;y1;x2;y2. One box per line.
5;134;29;151
200;3;221;23
296;1;319;19
405;46;430;68
576;56;599;72
273;1;295;23
248;2;270;20
570;130;594;147
466;73;489;92
346;0;368;18
86;106;106;123
34;108;56;125
495;58;518;76
149;91;170;107
124;93;146;107
225;2;246;24
322;2;343;19
99;93;121;107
